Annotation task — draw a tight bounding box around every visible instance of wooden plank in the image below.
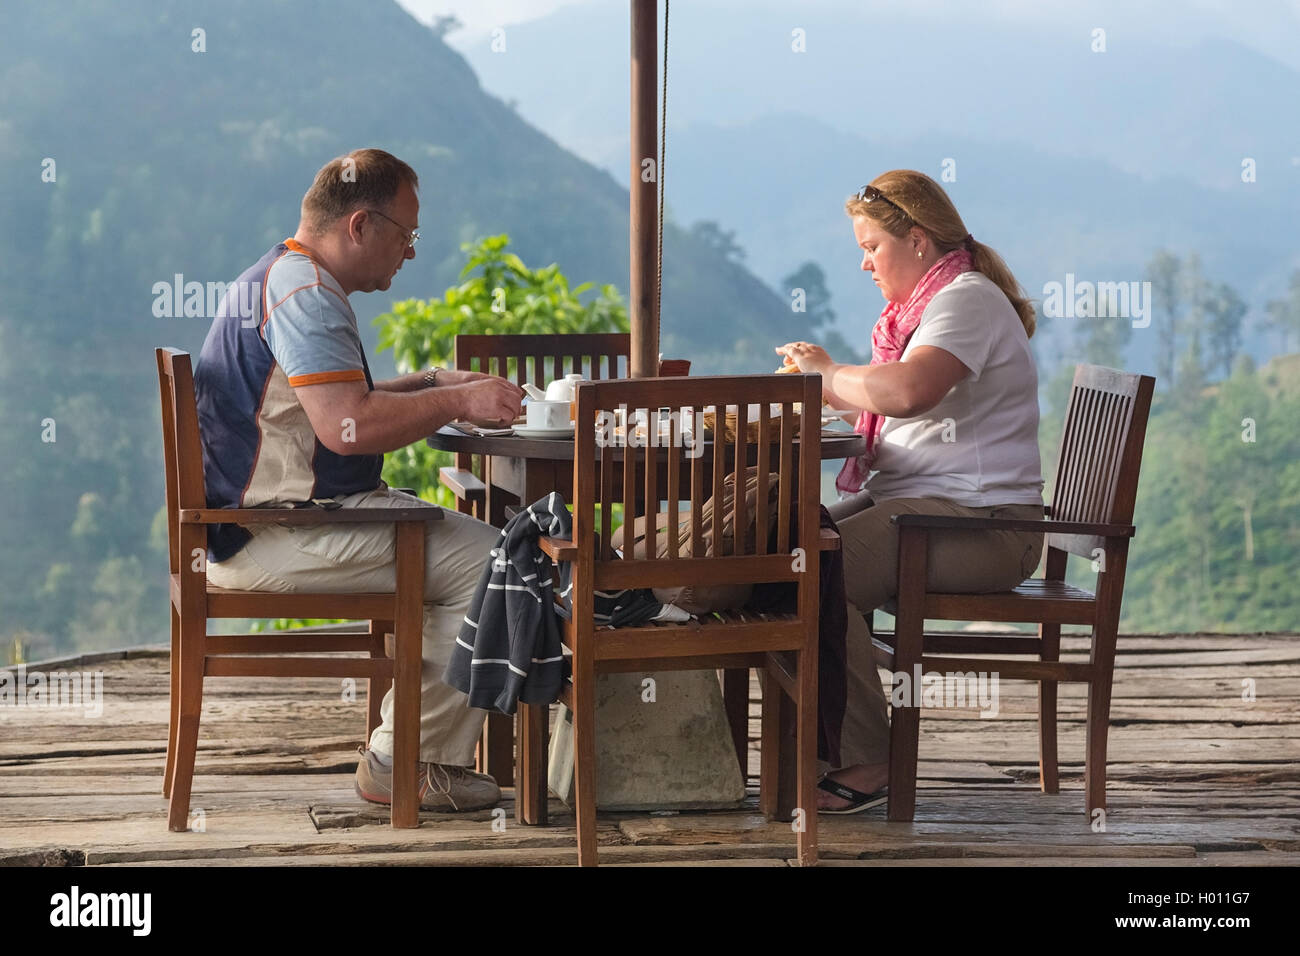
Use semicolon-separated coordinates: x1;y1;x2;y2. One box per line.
0;774;378;796
619;816;1300;849
103;844;798;867
812;853;1300;867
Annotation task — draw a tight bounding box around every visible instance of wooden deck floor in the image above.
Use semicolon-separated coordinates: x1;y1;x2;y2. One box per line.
1;632;1298;867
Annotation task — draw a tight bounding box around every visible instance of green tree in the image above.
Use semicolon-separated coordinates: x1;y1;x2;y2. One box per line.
1264;269;1300;353
689;221;746;263
781;261;836;329
1146;250;1182;388
1080;288;1133;368
1203;282;1247;380
429;14;462;38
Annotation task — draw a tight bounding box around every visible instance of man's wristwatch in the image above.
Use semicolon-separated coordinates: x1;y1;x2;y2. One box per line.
424;366;444;388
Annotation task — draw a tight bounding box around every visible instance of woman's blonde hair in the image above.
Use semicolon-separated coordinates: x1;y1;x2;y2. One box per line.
845;169;1035;337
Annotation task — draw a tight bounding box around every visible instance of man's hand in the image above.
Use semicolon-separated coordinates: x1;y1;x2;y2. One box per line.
456;377;524;426
295;375;518;455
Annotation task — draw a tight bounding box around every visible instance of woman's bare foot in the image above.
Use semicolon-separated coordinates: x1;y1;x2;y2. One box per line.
816;762;889;811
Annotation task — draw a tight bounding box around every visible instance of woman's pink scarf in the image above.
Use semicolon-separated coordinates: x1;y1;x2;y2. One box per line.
835;248;974;495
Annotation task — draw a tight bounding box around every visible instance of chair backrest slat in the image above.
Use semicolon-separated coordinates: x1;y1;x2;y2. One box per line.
755;403;771;555
1048;364;1156;559
777;403;795;555
599;440;615;561
622;418;637;553
711;415;726;553
665;416;681;559
690;411;705;556
732;403;747;558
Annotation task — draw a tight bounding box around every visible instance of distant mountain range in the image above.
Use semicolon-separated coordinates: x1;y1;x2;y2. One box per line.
453;0;1300;369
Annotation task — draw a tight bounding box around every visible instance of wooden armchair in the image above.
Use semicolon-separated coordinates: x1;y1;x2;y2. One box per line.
879;364;1156;822
156;348;437;831
438;332;631;521
522;373;831;865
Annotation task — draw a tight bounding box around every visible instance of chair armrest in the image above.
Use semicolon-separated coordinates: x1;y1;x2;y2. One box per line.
818;527;841;551
538;537;578;561
180;507;442;526
891;513;1134;538
438;466;486;501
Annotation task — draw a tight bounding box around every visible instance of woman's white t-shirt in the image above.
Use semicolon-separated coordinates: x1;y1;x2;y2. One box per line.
864;271;1044;507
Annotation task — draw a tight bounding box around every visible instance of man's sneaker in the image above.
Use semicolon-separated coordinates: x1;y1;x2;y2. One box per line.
355;746;501;812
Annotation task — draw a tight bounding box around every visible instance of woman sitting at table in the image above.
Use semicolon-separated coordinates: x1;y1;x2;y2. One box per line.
778;169;1045;813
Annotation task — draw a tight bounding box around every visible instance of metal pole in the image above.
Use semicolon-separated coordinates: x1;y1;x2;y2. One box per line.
629;0;659;378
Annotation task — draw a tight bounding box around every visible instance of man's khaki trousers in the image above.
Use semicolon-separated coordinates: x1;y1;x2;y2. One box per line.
207;486;498;766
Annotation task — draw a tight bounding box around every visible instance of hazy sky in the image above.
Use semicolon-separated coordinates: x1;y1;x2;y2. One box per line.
397;0;1300;71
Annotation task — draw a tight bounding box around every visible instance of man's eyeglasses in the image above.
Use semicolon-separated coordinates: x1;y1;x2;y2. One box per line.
854;185;910;220
367;208;420;247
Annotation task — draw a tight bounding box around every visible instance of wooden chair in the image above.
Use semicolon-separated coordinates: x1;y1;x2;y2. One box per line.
437;332;630;784
879;364;1156;822
438;332;631;521
523;373;833;866
156;348;438;831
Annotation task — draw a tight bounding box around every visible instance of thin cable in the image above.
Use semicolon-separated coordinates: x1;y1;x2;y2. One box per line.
657;0;668;344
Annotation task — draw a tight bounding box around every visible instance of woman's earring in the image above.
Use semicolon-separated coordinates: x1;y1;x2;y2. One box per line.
917;250;923;258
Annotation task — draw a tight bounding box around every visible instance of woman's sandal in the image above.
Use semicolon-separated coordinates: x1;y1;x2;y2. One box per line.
817;776;889;814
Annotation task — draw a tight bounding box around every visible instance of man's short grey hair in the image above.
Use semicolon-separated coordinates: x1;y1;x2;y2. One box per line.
301;148;418;233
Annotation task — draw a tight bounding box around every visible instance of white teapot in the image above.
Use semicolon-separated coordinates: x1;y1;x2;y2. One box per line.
545;372;585;403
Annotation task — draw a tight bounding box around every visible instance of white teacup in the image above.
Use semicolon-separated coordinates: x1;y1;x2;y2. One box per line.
526;399;570;430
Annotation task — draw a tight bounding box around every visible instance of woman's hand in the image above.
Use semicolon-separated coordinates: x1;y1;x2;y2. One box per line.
776;343;971;418
775;342;832;375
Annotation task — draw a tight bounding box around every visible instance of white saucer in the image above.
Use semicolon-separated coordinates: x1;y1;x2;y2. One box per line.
514;425;575;439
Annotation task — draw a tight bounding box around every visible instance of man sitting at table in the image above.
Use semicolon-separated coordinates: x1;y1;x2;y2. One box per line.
193;148;525;812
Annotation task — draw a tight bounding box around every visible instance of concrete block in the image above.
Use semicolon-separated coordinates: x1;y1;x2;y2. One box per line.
548;670;747;810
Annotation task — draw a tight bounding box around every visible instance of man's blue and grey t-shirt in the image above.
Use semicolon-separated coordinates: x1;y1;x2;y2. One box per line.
193;239;382;561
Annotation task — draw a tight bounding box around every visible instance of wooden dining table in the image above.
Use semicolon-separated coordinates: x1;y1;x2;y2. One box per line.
427;423;867;527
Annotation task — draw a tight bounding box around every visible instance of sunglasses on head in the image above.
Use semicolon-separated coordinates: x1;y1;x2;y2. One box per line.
854;184;910;220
